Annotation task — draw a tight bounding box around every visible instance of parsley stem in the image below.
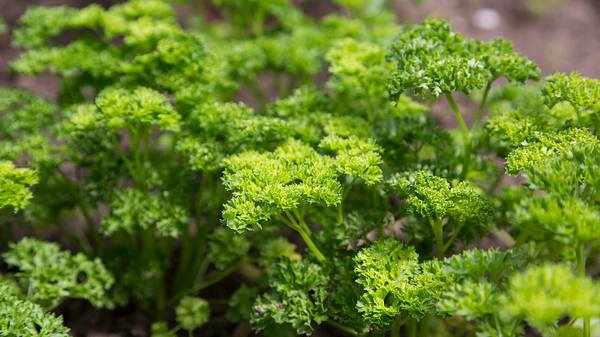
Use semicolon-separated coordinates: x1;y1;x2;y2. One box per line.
283;210;326;262
296;225;326;263
445;93;472;180
408;318;418;337
391;315;405;337
576;243;590;337
430;218;444;259
472;80;493;134
326;319;357;336
443;221;465;252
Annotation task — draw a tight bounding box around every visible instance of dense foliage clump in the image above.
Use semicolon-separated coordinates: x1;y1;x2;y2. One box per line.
0;1;599;336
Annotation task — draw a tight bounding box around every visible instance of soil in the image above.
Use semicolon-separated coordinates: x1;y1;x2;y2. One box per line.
0;0;598;336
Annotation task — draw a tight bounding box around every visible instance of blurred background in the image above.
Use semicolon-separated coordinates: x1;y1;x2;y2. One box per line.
1;0;599;99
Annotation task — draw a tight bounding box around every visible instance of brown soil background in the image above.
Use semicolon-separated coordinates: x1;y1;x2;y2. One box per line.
0;0;598;336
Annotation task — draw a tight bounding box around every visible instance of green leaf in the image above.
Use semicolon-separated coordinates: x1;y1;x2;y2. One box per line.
252;258;329;335
150;322;176;337
175;296;210;332
0;89;58;167
390;170;491;228
437;279;499;320
501;264;600;332
542;72;600;112
3;238;114;309
319;135;383;185
0;161;38;212
444;248;521;282
102;189;187;238
386;20;538;100
0;282;70;337
96;86;180;132
354;239;451;325
515;195;600;245
208;227;250;269
506;128;600;198
221;139;342;233
227;284;259;322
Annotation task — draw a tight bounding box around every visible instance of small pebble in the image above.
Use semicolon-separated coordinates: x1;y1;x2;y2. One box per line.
472;8;501;30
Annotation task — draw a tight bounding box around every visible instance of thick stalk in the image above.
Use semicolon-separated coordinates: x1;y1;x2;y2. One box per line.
391;316;404;337
430;218;444;259
408;318;418;337
443;221;465;252
419;316;430;337
296;225;326;263
445;94;472;180
576;243;590;337
283;211;326;263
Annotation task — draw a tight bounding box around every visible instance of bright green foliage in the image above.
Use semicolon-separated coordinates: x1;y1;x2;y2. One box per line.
502;264;600;333
387;20;539;100
0;89;58;166
0;283;70;337
208;227;250;269
0;161;38;212
506;128;600;197
515;195;600;245
3;238;114;309
150;322;175;337
175;296;210;332
0;19;6;34
95;86;180;132
177;101;289;171
102;189;187;238
3;0;600;336
259;238;301;267
210;0;300;35
12;0;211;105
319;135;383;185
437;279;499;319
542;72;600;112
438;249;522;336
325;38;391;120
444;248;520;281
252;258;329;335
354;239;450;325
390;170;492;243
333;0;387;16
222;139;342;232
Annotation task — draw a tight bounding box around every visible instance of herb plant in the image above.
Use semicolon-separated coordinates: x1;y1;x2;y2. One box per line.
0;1;599;337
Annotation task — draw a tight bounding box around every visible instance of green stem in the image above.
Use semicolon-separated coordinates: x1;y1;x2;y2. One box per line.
56;169;102;248
251;10;265;36
296;225;326;263
337;204;344;224
169;258;245;306
443;221;465;252
430;218;444;259
445;93;472;180
391;315;404;337
408;318;418;337
283;211;326;263
293;208;311;234
326;319;358;336
195;259;243;290
472;80;493;134
419;316;430;337
576;243;590;337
